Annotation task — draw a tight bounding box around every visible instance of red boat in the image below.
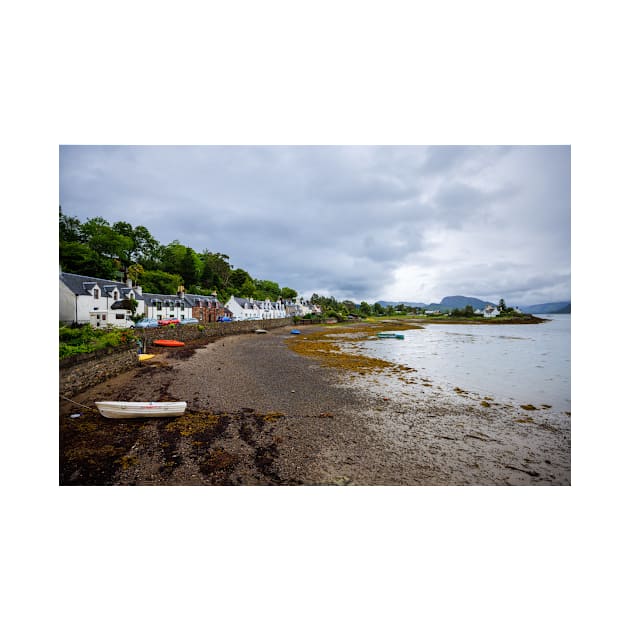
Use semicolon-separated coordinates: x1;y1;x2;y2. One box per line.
153;339;185;347
157;318;181;326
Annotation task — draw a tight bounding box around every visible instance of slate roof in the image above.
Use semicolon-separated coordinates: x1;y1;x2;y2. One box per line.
185;293;224;308
142;292;186;306
60;272;134;296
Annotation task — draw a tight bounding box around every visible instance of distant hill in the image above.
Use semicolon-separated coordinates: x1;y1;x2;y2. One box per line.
520;301;571;314
438;295;496;311
377;296;570;314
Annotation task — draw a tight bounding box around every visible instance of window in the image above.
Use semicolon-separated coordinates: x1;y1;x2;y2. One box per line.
94;289;99;299
113;290;118;300
157;301;162;311
116;313;125;320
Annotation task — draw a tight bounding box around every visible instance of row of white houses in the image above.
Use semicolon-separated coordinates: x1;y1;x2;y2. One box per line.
59;271;319;327
225;296;321;321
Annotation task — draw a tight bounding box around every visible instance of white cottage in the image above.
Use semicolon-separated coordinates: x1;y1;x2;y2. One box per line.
225;296;287;321
142;291;192;321
285;297;321;318
483;305;500;318
59;271;145;328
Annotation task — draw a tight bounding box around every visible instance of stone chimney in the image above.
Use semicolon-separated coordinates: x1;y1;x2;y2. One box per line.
177;285;185;298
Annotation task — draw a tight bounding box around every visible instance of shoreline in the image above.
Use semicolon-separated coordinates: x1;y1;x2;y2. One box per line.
59;321;570;485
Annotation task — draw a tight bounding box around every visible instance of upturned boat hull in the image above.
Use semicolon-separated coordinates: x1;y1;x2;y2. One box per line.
95;401;187;419
153;339;185;347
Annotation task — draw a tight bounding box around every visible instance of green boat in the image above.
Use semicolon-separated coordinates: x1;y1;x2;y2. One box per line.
377;332;405;339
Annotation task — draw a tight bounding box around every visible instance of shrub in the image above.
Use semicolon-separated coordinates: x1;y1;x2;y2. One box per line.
59;325;135;359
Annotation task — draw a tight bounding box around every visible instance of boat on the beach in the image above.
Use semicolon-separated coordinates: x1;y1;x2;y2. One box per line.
290;329;301;334
254;329;268;334
95;401;187;419
153;339;185;347
377;332;405;339
138;353;155;361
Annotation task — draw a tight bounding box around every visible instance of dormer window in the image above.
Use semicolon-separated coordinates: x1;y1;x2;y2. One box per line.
113;290;118;300
94;288;99;300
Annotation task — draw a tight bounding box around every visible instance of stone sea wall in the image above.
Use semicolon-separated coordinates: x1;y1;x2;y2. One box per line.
59;347;139;399
59;318;292;398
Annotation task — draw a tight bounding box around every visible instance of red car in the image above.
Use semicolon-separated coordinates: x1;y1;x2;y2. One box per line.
157;318;181;326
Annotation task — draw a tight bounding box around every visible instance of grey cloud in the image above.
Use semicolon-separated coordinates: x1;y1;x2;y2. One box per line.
59;145;570;305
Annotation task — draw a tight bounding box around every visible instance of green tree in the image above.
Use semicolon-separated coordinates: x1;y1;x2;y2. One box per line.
127;263;144;285
281;287;298;300
229;268;254;295
255;279;281;301
112;221;160;271
200;251;232;291
498;298;506;312
359;301;372;317
59;207;82;242
59;240;118;277
161;241;188;275
80;217;134;270
181;247;200;288
139;269;183;294
342;300;357;314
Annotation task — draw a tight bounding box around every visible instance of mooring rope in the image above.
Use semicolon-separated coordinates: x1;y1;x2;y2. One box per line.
60;394;95;410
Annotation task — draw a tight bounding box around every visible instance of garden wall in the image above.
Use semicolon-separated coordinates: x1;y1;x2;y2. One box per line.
60;318;293;398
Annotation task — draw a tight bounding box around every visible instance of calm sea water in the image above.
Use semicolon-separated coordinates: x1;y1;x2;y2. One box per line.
353;314;571;411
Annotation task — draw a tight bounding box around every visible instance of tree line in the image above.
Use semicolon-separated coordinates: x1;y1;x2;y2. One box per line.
306;295;426;320
306;295;521;320
59;208;298;303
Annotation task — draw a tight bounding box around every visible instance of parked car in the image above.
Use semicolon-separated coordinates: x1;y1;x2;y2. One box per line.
217;316;232;322
179;317;200;325
157;318;181;326
132;318;159;328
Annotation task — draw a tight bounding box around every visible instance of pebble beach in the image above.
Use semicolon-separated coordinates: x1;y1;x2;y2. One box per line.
59;322;571;485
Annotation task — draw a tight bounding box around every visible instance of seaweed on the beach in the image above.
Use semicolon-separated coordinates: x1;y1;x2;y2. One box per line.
164;412;220;437
263;411;285;422
285;322;419;376
200;448;239;476
59;410;144;485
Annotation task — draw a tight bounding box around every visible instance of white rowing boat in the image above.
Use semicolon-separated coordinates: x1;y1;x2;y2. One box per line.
95;401;187;419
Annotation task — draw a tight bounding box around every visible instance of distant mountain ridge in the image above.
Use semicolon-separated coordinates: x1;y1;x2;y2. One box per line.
519;301;571;314
378;296;570;314
433;295;495;311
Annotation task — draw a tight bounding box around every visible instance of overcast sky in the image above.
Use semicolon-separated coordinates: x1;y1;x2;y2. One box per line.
59;145;570;306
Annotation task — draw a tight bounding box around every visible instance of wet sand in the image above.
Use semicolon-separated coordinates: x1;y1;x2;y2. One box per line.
59;324;570;485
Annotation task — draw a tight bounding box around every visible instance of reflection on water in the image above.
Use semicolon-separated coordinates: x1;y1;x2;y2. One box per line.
351;314;571;410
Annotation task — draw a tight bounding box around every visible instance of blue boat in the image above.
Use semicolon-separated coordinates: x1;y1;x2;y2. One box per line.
290;329;301;334
377;332;405;339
